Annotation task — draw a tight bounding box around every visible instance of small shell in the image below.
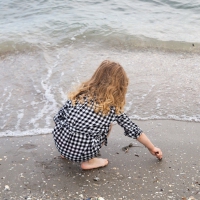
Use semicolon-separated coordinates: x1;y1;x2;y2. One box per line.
93;177;100;181
4;185;10;191
86;197;104;200
188;197;196;200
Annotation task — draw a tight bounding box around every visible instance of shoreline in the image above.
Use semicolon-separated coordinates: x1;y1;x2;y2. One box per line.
1;46;200;138
1;118;200;138
1;41;200;58
0;120;200;200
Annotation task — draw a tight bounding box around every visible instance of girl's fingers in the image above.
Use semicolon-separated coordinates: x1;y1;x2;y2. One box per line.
155;151;162;160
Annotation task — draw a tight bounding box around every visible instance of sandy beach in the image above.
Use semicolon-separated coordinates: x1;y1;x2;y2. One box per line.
0;120;200;200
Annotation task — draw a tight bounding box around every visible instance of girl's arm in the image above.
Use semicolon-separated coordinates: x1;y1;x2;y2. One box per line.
137;133;162;160
114;113;162;159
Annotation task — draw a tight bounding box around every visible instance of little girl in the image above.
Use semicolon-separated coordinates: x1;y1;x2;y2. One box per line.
52;60;162;170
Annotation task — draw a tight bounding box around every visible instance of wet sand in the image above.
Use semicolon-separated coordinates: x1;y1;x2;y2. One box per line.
0;120;200;200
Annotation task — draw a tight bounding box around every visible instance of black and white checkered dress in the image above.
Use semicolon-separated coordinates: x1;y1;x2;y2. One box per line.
52;99;143;162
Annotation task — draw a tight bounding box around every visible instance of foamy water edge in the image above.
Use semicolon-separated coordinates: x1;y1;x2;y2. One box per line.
1;116;199;137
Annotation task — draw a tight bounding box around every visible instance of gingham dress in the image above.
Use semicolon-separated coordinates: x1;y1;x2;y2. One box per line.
52;99;143;162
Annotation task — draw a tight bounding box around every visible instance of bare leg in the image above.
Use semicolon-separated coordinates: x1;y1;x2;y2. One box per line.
81;158;108;170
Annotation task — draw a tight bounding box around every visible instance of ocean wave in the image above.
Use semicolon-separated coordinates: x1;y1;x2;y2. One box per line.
0;32;200;55
1;0;200;56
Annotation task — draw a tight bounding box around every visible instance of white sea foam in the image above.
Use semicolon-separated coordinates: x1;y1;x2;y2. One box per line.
129;114;200;122
0;128;53;137
59;88;67;103
1;114;199;138
15;109;24;130
156;98;161;109
28;63;58;126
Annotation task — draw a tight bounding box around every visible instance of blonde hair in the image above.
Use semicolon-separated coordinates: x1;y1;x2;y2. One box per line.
68;60;129;115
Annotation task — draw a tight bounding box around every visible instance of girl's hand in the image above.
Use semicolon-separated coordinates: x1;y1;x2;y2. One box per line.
148;147;162;160
136;133;162;160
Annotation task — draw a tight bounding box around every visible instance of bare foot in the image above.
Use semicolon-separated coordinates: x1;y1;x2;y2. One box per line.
81;158;108;170
60;155;65;159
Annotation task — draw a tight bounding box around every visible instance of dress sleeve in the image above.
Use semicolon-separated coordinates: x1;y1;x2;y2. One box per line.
53;100;72;126
115;113;143;139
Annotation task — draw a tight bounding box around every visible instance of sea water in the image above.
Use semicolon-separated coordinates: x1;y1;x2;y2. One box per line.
0;0;200;137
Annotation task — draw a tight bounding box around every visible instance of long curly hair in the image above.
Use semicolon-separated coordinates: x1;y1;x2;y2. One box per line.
68;60;129;115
